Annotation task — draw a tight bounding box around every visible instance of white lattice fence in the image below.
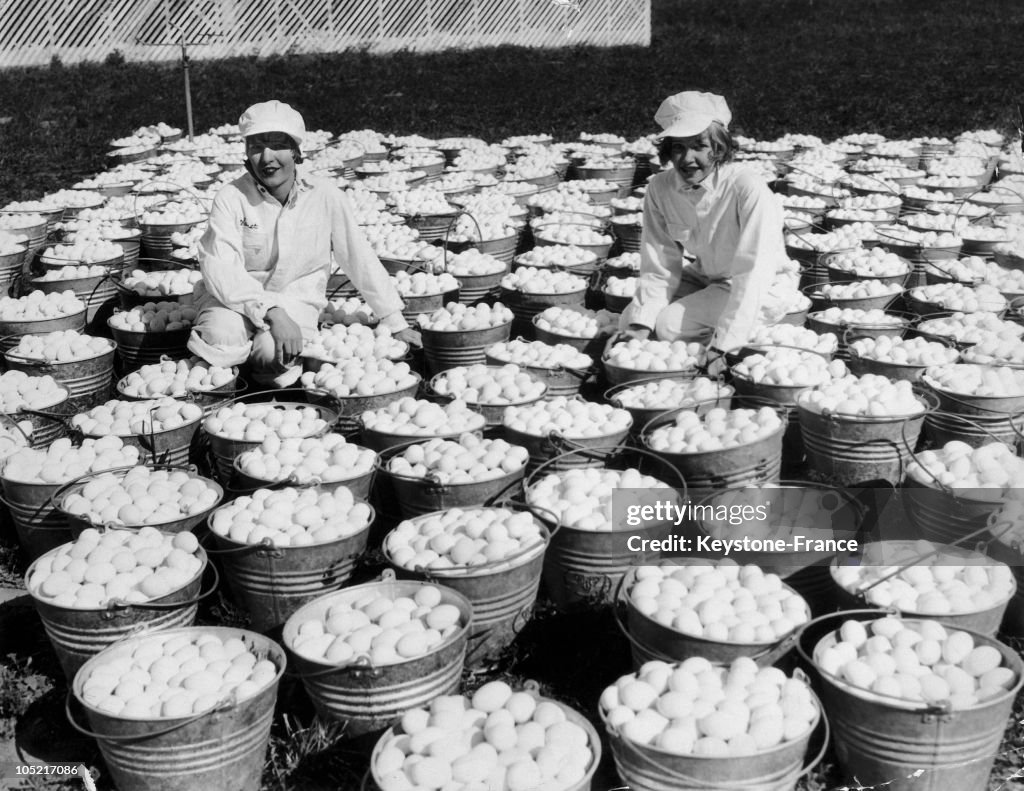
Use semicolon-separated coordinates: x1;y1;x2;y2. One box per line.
0;0;650;68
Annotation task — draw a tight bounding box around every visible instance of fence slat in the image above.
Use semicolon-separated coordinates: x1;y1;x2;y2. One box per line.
0;0;649;67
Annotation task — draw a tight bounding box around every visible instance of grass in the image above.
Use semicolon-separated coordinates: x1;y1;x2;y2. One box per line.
2;0;1024;787
2;0;1024;206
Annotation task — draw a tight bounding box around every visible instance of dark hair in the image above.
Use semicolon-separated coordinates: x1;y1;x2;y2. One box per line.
657;121;738;167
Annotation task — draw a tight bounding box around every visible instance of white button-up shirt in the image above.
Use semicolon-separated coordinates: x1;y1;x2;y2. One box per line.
195;167;407;332
626;161;787;351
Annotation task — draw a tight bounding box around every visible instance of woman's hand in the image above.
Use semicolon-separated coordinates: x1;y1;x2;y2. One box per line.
266;307;304;365
394;327;422;348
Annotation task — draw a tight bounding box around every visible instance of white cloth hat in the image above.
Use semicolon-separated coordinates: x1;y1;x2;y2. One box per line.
654;91;732;139
238;100;305;149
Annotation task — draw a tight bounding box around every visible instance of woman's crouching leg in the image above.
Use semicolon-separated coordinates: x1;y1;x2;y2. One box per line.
187;304;254;367
654;283;732;342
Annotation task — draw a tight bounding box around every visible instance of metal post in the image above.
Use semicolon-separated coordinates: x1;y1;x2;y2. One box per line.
179;28;195;142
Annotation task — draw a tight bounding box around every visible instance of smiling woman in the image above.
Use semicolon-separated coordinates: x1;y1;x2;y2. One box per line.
186;100;421;388
615;91;792;376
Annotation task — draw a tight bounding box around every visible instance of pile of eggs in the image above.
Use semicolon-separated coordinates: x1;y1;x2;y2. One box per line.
392;271;460;297
504;396;631;438
815;280;902;300
418;302;513;331
605;339;703;371
117;358;234;398
1;436;139;484
906;440;1024;494
372;683;594;791
304;324;407;362
300;359;418;398
28;528;203;608
610;376;730;410
72;397;204;436
922;363;1024;396
534;305;617;339
962;335;1024;365
832;541;1015;614
915;312;1023;345
849;336;960;367
501;267;587;294
444;249;507;277
486;339;592;371
289;584;462;666
120;268;203;297
525;468;673;531
41;239;123;264
797;374;927;417
361;397;486;436
432;364;545;405
816;617;1017;709
385;507;545;570
320;297;375;326
645;406;783;453
732;349;847;387
514;245;598;270
209;485;372;546
629;561;810;644
108;302;196;332
77;630;278;718
202;403;329;441
8;330;112;363
0;371;68;412
601;657;819;756
35;264;107;281
909;283;1006;313
812;307;906;327
0;290;85;321
387;433;527;484
236;433;376;485
60;466;220;526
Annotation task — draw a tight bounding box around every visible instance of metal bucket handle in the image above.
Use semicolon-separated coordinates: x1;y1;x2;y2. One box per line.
987;508;1024;556
0;411;32;447
837;169;902;197
65;689;237;742
442;209;485;273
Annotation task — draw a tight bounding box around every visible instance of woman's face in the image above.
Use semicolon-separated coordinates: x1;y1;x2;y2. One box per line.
246;132;298;197
667;130;715;186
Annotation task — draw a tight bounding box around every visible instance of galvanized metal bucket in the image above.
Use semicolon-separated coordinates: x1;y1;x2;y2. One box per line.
281;574;472;736
3;343;116;412
28;535;214;681
4;400;71;450
303;379;420;437
207;494;373;633
0;308;88;355
923;409;1024;449
605;374;734;440
498;284;587;339
0;472;72;560
483;350;593;397
108;322;192;371
639;398;787;490
601;677;828;791
527;445;688;607
804;611;1023;791
615;565;807;670
420;320;512;374
796;387;937;486
383;505;552;665
375;442;525;519
67;625;283;791
828;540;1015;636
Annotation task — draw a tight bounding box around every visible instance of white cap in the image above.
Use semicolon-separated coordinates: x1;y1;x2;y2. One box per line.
654;91;732;139
238;100;305;149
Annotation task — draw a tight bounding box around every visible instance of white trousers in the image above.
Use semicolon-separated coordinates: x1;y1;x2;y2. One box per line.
187;292;320;388
620;278;732;342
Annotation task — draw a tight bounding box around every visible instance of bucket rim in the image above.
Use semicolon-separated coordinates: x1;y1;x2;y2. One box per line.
806;612;1024;712
794;384;938;423
3;340;117;367
70;624;285;723
26;535;211;613
427;368;548;410
231;447;377;489
280;574;474;672
638;395;789;455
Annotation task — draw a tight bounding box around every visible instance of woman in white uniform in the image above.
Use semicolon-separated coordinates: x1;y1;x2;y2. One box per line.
188;100;419;387
617;91;789;374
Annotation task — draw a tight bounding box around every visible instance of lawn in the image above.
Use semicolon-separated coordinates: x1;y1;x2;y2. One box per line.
2;0;1024;206
2;0;1024;789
